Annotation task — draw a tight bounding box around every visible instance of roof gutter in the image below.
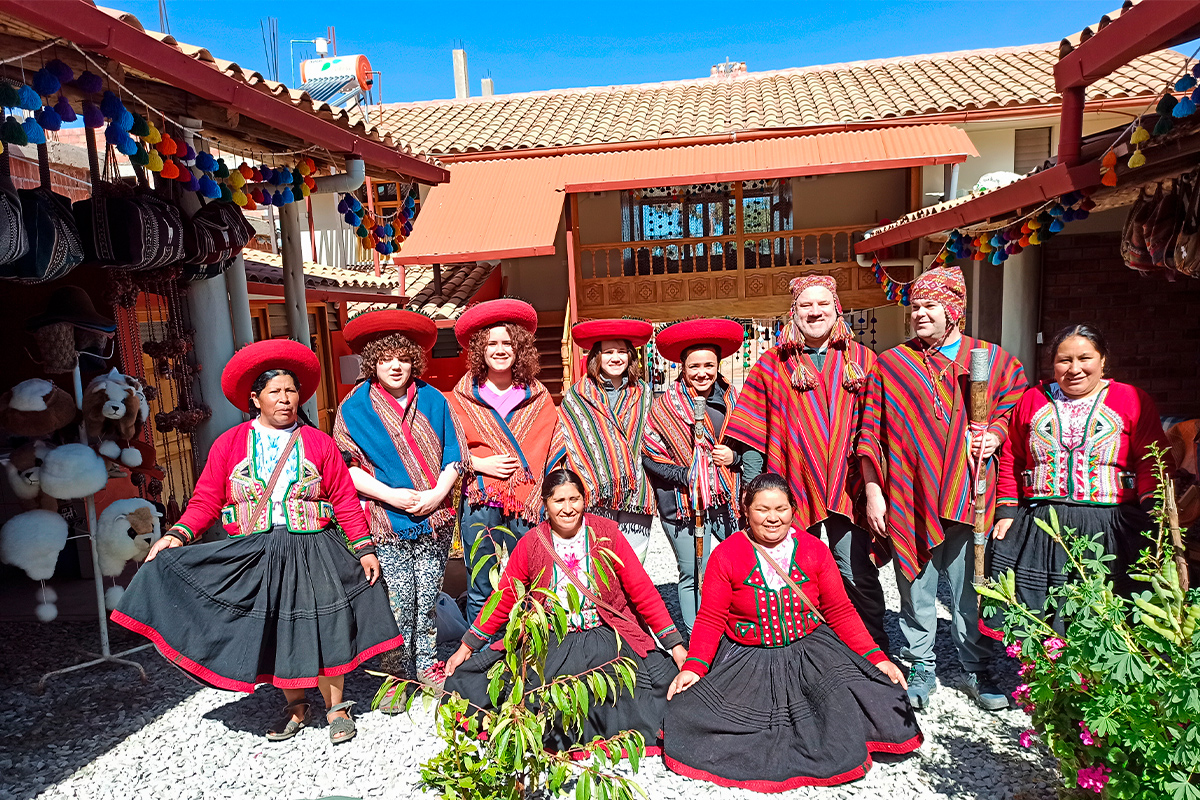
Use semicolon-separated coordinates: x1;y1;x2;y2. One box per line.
435;97;1157;163
0;0;450;185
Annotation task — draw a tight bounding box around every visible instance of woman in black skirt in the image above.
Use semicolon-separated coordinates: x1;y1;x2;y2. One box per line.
663;472;920;791
983;324;1168;637
443;468;686;756
111;340;401;744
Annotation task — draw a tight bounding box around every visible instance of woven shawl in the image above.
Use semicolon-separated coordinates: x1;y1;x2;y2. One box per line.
642;377;739;518
553;376;655;516
449;374;559;524
333;380;464;543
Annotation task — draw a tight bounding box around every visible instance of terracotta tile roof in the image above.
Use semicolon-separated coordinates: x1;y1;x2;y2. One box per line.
1058;0;1140;59
376;44;1184;157
404;262;499;320
242;250;399;291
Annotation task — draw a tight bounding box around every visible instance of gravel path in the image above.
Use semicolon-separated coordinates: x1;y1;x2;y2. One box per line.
0;522;1059;800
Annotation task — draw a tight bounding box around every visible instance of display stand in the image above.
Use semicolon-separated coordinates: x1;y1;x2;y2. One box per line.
37;362;151;691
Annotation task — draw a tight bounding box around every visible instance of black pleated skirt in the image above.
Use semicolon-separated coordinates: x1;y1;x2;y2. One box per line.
111;525;402;692
983;501;1153;638
662;626;922;792
443;624;675;756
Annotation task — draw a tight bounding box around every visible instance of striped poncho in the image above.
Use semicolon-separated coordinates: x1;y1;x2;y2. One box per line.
725;341;876;531
856;336;1026;580
446;375;559;524
642;377;740;519
551;375;656;517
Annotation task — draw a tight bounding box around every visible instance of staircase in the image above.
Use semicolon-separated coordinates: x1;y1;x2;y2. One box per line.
535;310;566;402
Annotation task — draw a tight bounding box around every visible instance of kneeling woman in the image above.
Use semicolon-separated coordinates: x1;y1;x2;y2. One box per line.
443;469;686;754
663;473;921;790
111;340;401;744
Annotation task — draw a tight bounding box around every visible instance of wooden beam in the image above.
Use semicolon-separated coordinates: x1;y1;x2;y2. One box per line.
1055;1;1200;91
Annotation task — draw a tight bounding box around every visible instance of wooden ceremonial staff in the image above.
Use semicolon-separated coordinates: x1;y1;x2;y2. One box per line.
692;395;707;610
969;348;991;607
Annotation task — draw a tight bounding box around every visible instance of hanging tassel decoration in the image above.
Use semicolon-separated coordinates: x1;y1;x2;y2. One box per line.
17;84;41;111
31;68;60;97
20;117;45;144
36;105;62;131
82;100;104;129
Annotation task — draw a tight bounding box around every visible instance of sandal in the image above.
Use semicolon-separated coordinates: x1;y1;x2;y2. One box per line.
266;699;309;741
327;700;357;744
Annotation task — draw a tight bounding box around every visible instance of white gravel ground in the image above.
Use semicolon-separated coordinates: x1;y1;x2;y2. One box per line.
0;521;1059;800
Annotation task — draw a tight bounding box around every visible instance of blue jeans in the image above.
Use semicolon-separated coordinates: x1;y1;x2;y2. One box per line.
459;502;535;624
894;521;993;673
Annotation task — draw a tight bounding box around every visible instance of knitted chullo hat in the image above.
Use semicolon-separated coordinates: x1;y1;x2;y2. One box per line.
911;266;967;326
778;274;866;392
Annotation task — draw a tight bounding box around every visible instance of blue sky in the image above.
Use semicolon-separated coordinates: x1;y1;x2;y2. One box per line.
113;1;1122;103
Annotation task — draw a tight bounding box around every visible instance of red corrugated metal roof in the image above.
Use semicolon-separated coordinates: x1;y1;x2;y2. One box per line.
396;124;977;264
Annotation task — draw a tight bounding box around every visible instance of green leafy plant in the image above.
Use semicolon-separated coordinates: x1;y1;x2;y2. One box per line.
372;525;649;800
978;450;1200;799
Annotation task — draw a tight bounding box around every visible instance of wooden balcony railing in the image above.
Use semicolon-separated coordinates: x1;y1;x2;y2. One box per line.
577;223;904;319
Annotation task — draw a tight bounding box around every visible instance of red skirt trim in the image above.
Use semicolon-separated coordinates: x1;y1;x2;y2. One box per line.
663;732;923;792
978;619;1004;641
110;609;404;693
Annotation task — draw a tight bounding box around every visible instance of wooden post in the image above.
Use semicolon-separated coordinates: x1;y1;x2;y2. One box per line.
432;262;444;299
734;181;746;300
1166;479;1190;592
970;347;991;602
567;193;583;380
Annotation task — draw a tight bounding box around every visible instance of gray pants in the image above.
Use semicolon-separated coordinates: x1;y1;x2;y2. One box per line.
662;508;735;631
460;502;535;624
819;514;888;652
894;520;992;673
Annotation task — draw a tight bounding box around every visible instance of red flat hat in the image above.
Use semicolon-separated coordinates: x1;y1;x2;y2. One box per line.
454;298;538;348
654;318;745;364
571;318;653;351
343;309;438;354
221;339;321;408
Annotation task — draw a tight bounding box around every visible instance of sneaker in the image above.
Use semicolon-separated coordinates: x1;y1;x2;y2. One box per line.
419;660;447;690
906;664;937;710
962;671;1009;711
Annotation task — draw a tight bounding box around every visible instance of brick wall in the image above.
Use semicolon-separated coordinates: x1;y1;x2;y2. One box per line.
1040;232;1200;418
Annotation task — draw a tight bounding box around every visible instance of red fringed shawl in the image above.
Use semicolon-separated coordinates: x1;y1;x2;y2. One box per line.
447;375;559;524
725;342;876;531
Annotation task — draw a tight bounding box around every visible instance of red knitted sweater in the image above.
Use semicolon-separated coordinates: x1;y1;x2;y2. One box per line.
684;529;886;677
462;515;683;656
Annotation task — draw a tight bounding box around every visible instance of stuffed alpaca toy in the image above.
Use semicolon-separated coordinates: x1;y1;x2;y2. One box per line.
39;443;108;500
0;509;69;621
2;440;58;511
96;498;162;577
0;379;77;437
83;369;148;468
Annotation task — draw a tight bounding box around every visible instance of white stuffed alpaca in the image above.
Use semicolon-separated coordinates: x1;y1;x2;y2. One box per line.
39;443;108;499
96;498;162;577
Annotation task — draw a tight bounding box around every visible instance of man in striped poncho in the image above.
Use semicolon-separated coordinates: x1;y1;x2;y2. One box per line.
857;266;1026;712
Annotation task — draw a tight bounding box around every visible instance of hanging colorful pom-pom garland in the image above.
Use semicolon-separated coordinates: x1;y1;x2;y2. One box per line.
1100;52;1200;181
337;189;417;255
867;187;1098;304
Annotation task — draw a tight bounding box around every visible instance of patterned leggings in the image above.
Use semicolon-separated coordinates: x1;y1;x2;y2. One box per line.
376;529;452;678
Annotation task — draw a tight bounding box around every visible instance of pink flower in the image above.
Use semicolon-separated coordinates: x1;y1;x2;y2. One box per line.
1018;729;1035;748
1079;677;1091;691
1018;662;1035;677
1012;684;1031;704
1077;765;1110;793
1043;636;1067;660
1078;721;1096;746
1006;642;1022;658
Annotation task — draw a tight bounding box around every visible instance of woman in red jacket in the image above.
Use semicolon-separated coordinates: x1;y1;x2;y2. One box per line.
984;324;1169;636
663;472;921;791
443;468;687;755
111;340;401;745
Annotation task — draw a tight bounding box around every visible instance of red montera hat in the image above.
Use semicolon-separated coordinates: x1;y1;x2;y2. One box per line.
454;298;538;349
221;339;321;408
571;318;653;351
911;266;966;323
343;309;438;354
654;318;745;364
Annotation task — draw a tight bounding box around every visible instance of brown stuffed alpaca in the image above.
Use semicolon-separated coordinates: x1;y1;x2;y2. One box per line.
2;440;58;511
0;379;77;437
83;369;148;468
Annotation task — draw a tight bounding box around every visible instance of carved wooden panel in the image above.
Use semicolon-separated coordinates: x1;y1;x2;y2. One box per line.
831;267;852;291
582;283;604;308
662;279;684;302
773;272;793;295
634;280;657;304
607;281;630;305
745;274;767;297
715;275;738;299
688;277;711;300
